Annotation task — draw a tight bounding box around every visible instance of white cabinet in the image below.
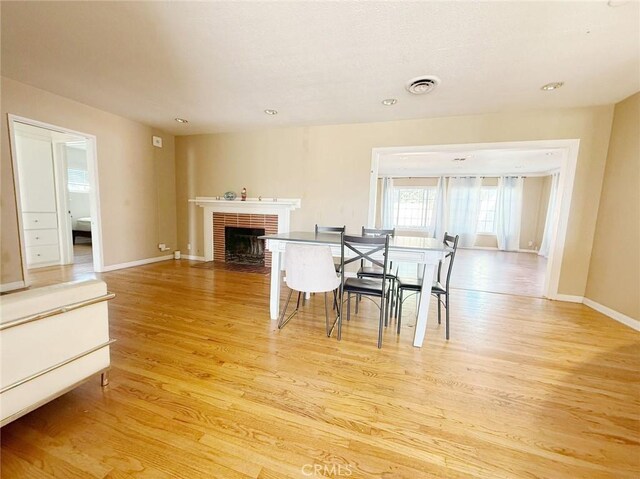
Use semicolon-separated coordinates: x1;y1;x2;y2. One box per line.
15;132;62;268
16;136;57;213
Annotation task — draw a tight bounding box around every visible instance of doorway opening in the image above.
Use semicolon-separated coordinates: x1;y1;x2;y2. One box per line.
8;115;103;288
368;139;578;299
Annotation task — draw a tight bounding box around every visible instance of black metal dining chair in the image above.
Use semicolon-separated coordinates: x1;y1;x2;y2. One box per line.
395;233;459;340
356;227;397;321
315;225;345;272
338;233;390;348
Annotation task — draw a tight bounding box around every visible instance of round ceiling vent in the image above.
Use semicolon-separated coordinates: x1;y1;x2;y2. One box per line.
406;76;440;95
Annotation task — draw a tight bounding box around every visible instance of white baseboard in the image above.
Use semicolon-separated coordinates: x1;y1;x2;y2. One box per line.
518;248;538;254
551;294;584;303
0;280;26;293
583;298;640;332
102;255;173;272
182;254;206;261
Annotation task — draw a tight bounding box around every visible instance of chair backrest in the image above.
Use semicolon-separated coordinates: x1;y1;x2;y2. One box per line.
360;227;395;269
284;243;340;293
437;232;460;291
341;234;390;287
361;227;395;237
315;225;346;235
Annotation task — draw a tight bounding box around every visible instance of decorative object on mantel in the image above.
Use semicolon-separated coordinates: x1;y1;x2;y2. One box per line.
258;196;262;201
224;191;237;200
241;187;247;201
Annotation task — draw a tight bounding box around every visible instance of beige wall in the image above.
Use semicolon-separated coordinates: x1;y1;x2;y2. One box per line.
520;175;551;250
176;105;614;297
585;92;640;320
1;77;177;285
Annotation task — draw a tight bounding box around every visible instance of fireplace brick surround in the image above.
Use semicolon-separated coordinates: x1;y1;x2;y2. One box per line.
213;213;277;267
191;197;301;263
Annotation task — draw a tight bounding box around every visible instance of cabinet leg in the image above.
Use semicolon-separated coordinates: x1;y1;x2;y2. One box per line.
101;372;109;387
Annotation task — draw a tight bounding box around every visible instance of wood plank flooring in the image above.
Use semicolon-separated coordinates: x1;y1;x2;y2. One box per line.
451;249;547;298
1;259;638;478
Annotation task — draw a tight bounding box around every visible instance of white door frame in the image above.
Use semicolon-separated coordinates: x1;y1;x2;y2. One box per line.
51;140;74;265
8;114;105;285
367;139;580;300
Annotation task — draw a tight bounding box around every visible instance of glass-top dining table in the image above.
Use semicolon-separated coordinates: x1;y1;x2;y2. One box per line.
260;231;448;348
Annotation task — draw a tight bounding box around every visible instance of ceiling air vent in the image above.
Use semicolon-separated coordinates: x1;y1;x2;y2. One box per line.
406;76;440;95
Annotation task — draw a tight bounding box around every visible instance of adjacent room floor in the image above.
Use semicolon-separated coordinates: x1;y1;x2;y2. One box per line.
2;259;637;478
451;249;547;298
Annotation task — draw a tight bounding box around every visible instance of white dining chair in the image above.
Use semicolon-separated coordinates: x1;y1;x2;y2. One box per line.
279;243;341;336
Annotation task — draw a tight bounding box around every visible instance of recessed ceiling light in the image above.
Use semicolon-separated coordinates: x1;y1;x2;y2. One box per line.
541;82;564;91
174;117;188;123
382;98;398;106
264;109;278;115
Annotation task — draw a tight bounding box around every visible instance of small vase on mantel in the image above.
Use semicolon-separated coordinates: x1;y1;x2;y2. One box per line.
241;187;247;201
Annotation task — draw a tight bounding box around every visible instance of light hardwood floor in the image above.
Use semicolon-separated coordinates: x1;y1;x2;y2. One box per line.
1;260;638;478
451;249;547;298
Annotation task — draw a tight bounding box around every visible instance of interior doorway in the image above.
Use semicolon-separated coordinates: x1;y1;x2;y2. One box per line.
368;139;578;299
8;115;103;287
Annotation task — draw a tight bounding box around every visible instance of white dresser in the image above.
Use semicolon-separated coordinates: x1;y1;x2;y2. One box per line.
23;212;60;265
15;130;62;268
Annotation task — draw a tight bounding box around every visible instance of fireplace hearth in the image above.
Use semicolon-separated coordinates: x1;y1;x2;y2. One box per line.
225;227;265;265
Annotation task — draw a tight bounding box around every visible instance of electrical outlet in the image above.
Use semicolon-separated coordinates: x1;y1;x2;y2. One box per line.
187;243;192;251
158;243;165;250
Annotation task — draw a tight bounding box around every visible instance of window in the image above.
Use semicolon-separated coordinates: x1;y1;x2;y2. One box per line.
477;186;498;233
393;187;437;230
67;168;90;193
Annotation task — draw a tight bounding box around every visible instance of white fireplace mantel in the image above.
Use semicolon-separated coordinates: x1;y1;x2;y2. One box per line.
189;197;301;261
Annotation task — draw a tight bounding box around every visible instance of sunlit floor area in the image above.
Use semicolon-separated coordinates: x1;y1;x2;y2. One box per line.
451;249;547;297
2;259;637;478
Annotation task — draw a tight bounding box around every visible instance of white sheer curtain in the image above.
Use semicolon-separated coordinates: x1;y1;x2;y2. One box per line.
447;177;481;248
495;176;524;251
381;177;395;229
539;172;560;258
428;177;447;239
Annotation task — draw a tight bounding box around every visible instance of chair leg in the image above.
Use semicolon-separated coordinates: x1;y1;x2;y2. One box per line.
278;289;299;329
347;293;351;322
337;288;343;341
324;292;330;336
437;295;442;325
377;295;384;349
397;288;403;334
445;292;450;340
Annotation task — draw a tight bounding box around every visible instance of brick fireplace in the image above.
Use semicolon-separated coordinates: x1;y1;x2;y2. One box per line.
213;213;277;267
191;197;302;264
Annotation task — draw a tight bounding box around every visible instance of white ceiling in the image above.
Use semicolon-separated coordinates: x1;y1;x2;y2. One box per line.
2;1;639;135
378;147;563;176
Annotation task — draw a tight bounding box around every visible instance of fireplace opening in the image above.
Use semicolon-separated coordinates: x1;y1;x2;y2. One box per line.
225;227;265;265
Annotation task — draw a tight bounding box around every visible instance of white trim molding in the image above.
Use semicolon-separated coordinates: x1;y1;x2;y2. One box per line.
583;298;640;332
0;281;26;293
189;197;301;262
182;255;206;261
101;255;173;272
550;294;584;303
